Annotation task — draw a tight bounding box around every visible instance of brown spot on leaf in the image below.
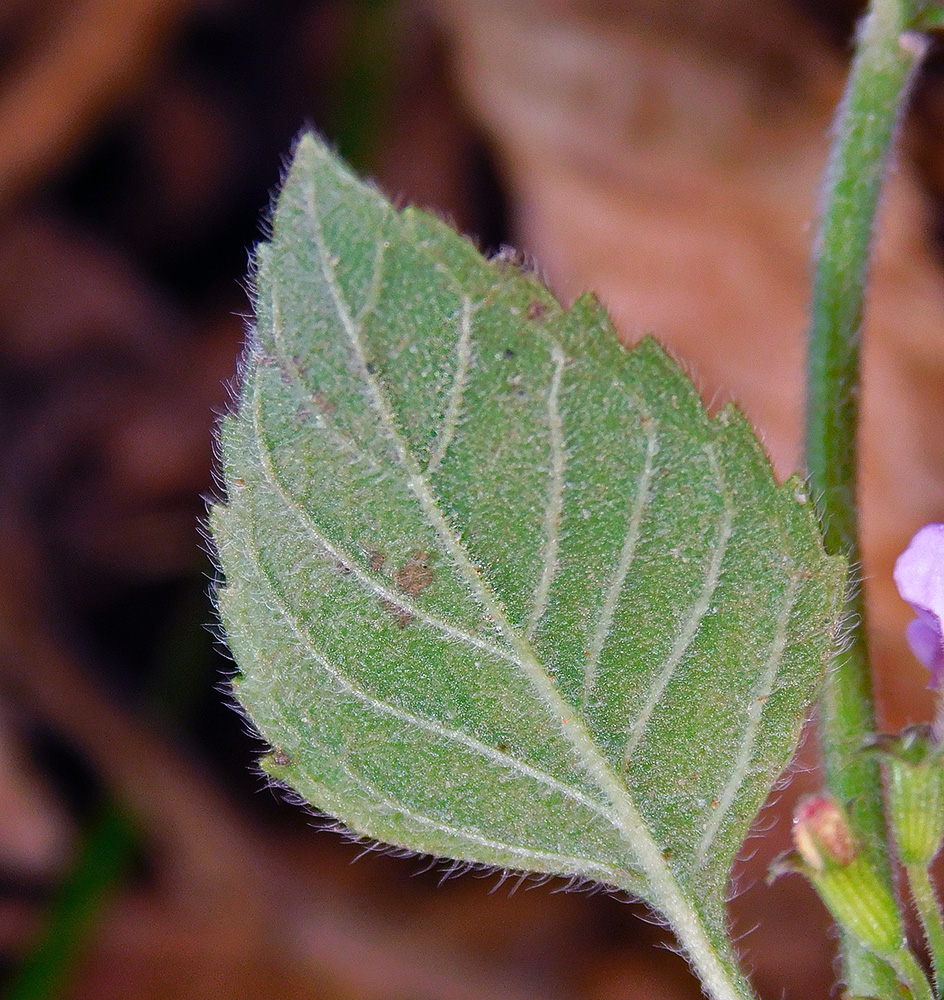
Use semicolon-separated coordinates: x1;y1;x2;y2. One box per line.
395;551;434;595
311;389;335;415
270;748;290;767
527;299;548;321
368;549;385;572
331;558;352;576
381;599;414;628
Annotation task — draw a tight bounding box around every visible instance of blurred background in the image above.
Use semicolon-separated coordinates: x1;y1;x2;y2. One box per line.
1;0;944;997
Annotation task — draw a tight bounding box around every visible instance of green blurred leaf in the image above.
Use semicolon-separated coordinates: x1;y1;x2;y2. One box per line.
211;133;844;998
916;3;944;29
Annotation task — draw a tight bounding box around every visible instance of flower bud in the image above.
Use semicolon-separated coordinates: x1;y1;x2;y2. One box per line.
793;794;857;871
772;794;905;958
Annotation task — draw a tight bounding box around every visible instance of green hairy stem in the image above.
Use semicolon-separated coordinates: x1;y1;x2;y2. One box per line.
907;864;944;994
805;0;927;992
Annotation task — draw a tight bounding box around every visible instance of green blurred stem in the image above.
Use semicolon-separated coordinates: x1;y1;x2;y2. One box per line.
805;0;927;991
329;0;397;172
2;807;136;1000
2;577;212;1000
907;864;944;994
887;947;936;1000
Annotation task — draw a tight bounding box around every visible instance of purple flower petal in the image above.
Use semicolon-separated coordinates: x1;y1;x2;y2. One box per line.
905;618;944;690
895;523;944;689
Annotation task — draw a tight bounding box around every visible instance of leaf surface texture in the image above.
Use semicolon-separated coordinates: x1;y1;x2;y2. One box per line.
211;134;844;990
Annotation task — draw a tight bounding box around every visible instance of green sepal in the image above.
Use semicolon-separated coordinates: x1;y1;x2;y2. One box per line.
866;726;944;867
812;857;905;958
771;849;904;958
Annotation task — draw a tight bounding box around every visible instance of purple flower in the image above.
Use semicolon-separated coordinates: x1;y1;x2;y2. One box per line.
894;523;944;689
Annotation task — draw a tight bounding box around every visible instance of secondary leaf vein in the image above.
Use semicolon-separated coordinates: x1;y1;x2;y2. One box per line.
622;442;734;766
338;766;626;879
696;575;801;865
268;285;384;474
426;296;475;477
582;411;659;706
528;343;567;636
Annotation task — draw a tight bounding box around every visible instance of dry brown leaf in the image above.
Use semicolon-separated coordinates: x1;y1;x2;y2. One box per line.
0;708;71;879
0;0;207;216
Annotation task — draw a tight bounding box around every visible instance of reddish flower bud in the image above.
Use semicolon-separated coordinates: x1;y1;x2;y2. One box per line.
793;794;858;872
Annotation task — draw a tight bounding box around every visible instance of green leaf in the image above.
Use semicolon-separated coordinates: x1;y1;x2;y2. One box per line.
916;3;944;30
210;133;844;1000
